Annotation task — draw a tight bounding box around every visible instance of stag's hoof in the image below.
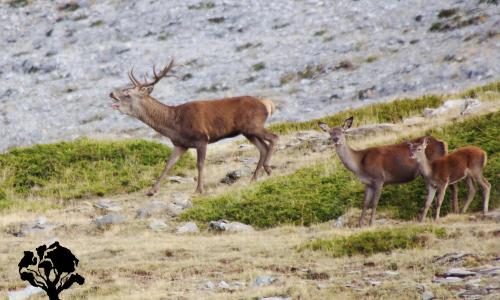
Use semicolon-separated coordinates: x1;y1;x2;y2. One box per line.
264;166;272;175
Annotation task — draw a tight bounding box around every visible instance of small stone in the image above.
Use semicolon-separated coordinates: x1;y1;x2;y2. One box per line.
444;268;476;277
176;222;199;234
364;278;382;286
92;214;126;228
202;280;214;290
332;215;345;228
433;276;464;284
7;285;44;300
218;281;230;289
220;169;251;185
94;200;122;212
209;220;254;232
148;219;167;231
136;200;168;219
166;203;184;217
384;271;399;276
168;176;194;183
421;290;434;300
253;275;277;287
172;193;192;209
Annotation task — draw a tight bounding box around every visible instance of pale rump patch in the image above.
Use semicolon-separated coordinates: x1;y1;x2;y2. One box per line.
258;99;276;118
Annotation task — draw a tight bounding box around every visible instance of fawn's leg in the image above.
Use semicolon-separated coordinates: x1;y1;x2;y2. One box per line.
450;184;459;213
461;177;477;213
420;185;437;222
434;184;448;221
477;175;491;215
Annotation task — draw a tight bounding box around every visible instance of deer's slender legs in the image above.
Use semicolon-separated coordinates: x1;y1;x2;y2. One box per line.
461;177;477;213
420;185;437;222
254;129;278;177
477;175;491;215
359;185;374;227
368;182;383;226
147;146;188;196
434;184;448;221
195;143;207;193
245;135;267;180
450;184;459;213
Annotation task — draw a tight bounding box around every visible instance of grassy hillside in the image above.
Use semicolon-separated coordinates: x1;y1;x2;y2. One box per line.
0;139;194;208
269;81;500;134
182;111;499;227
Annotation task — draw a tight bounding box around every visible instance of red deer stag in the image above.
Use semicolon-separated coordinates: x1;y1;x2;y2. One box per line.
407;138;490;221
319;117;454;226
109;59;278;194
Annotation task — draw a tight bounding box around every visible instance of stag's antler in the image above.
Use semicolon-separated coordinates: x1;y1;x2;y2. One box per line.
128;59;176;88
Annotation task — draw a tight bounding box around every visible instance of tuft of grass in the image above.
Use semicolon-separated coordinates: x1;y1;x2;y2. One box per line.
252;62;266;72
438;8;459;19
188;2;215;10
208;17;225;24
236;42;262;52
300;226;446;257
269;95;444;134
0;139;194;203
280;64;327;85
365;55;378;63
8;0;30;8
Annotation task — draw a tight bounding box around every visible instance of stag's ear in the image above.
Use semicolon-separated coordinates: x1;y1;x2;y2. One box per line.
318;122;330;132
342;116;354;130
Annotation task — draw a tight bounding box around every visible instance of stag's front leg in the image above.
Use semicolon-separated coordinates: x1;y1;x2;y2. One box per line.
195;143;207;193
147;146;187;196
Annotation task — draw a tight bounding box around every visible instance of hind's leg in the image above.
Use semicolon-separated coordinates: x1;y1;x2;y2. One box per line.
461;177;477;213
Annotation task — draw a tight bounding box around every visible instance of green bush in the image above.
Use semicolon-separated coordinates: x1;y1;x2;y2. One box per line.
0;139;194;201
300;226;446;257
182;111;499;227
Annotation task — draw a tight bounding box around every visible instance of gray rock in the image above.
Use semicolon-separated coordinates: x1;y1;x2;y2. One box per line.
94;200;122;212
444;268;476;278
217;281;230;289
176;222;199;234
201;280;214;290
209;219;254;232
92;214;126;228
7;285;44;300
220;169;251;185
332;215;345;228
432;276;464;284
483;210;500;222
253;275;277;287
172;193;192;209
166;203;184;217
148;219;167;231
168;176;194;184
136;200;168;219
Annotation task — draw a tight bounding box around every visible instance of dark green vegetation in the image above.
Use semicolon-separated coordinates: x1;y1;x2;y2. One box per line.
301;226;446;257
183;82;499;228
269;95;444;134
0;139;194;204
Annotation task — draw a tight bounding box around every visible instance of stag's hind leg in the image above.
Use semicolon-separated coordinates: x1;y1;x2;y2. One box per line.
254;129;278;176
195;143;207;193
245;135;267;181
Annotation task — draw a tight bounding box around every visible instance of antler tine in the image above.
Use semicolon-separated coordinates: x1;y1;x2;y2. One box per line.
128;67;142;88
141;59;176;87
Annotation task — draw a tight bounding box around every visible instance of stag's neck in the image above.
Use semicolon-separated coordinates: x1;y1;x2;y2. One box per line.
335;143;361;174
137;97;175;135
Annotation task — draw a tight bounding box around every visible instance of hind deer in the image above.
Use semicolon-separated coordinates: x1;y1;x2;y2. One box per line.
110;59;278;194
319;117;454;226
407;138;490;221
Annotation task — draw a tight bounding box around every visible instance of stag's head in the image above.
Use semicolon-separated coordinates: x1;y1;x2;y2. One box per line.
318;116;353;146
109;60;175;117
407;137;429;161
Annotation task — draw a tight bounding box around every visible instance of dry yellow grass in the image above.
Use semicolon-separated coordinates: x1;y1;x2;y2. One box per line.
0;98;499;299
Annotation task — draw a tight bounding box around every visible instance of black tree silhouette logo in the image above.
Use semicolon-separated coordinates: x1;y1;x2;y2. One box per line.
18;241;85;300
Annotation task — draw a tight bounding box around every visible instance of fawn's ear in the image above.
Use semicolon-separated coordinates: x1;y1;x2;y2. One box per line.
318;122;330;132
422;137;429;147
342;116;354;130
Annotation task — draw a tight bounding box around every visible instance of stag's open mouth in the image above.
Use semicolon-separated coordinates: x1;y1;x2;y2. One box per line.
109;93;120;109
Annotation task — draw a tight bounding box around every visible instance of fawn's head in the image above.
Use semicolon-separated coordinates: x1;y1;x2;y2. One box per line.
109;60;176;117
407;137;429;161
318;116;353;146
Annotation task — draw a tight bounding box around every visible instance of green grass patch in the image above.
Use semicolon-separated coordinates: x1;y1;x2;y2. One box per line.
300;226;446;257
183;110;499;227
0;139;194;204
269;95;444;134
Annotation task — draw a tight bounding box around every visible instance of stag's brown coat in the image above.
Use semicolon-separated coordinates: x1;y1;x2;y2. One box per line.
110;60;278;194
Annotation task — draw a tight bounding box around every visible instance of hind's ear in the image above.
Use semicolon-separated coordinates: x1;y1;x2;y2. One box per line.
342;116;354;130
318;122;330;132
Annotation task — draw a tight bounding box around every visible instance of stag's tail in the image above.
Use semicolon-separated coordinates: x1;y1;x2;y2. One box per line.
259;99;276;118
